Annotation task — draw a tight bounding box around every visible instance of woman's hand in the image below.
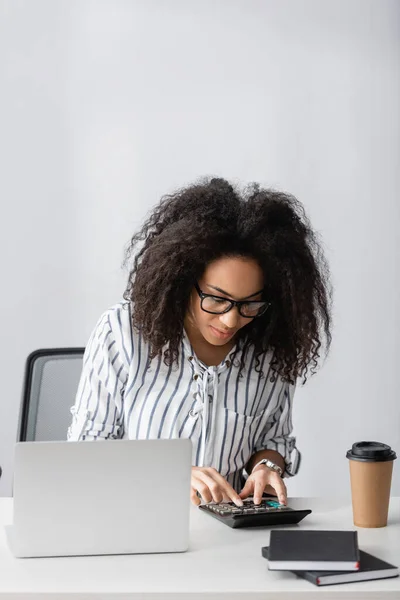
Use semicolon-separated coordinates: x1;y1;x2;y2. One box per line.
239;464;287;505
191;466;244;507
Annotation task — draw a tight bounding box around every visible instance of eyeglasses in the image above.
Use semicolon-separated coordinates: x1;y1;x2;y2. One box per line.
194;282;270;319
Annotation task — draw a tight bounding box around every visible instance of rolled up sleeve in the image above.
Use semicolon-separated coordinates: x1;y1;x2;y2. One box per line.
67;310;129;441
253;381;301;477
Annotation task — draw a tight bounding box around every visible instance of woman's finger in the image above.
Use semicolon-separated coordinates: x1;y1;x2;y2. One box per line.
192;477;214;503
204;469;243;506
191;467;244;507
192;472;225;503
253;477;266;505
269;474;287;505
239;478;254;499
206;480;224;503
190;487;201;505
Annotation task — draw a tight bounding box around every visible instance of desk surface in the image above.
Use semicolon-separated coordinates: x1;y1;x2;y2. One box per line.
0;497;399;599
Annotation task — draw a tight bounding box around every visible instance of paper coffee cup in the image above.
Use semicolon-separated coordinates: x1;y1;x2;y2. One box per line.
346;441;397;528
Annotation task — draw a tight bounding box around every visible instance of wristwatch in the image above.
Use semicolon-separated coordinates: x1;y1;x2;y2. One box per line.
252;458;283;477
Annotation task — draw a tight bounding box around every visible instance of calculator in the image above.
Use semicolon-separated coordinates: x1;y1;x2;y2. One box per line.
199;497;312;528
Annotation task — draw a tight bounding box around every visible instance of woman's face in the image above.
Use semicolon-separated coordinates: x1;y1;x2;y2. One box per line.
185;256;264;347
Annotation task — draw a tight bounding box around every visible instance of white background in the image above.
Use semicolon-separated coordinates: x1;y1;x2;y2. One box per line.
1;0;399;498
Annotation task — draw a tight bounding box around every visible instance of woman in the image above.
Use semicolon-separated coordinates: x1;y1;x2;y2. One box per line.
68;177;332;507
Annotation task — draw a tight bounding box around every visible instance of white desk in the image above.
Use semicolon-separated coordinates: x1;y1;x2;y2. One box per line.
0;497;398;599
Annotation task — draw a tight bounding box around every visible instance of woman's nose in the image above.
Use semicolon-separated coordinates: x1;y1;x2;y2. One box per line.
218;307;240;329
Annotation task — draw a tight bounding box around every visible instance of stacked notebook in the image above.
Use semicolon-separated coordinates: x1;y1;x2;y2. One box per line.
261;530;399;587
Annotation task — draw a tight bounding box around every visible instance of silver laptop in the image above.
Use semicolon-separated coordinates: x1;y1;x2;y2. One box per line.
6;438;192;558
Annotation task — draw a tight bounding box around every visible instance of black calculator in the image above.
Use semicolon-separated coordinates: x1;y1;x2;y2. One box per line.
199;497;312;528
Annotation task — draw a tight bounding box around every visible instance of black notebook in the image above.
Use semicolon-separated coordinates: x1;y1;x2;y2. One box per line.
292;550;399;586
263;530;360;571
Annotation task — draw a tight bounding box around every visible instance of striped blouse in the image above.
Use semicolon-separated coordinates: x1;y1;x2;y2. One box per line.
67;301;300;491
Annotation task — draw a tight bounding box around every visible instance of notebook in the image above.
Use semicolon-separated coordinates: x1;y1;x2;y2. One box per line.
263;530;360;571
291;550;399;586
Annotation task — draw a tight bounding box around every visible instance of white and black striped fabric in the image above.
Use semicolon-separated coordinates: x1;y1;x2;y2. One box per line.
67;301;300;491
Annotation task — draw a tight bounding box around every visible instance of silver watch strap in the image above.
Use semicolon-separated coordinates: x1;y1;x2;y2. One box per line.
252;458;283;477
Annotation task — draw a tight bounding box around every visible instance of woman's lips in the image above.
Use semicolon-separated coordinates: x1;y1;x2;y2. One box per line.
210;326;235;340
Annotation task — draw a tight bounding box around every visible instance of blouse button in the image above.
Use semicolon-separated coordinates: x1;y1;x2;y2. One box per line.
193;374;199;380
189;409;197;418
188;356;194;361
225;360;231;367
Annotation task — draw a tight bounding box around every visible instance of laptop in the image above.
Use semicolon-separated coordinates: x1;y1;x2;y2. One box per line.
6;438;192;558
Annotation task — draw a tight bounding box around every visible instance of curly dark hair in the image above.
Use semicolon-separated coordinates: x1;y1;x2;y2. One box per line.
122;177;333;385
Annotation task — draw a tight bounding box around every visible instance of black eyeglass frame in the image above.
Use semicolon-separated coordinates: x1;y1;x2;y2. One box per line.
194;282;271;318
